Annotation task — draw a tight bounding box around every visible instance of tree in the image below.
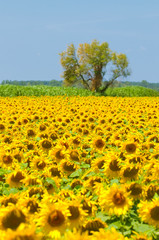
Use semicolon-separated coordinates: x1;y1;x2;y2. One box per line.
59;40;131;93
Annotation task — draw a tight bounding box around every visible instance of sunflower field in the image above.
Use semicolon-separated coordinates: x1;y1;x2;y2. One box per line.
0;96;159;240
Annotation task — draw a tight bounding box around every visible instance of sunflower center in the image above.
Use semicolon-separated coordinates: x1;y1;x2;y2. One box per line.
150;206;159;221
27;129;36;137
113;192;125;205
95;139;105;149
48;210;65;227
68;206;80;220
63;162;76;172
125;143;136;153
2;209;26;230
123;167;139;178
42;140;52;149
129;183;142;196
73;138;80;145
82;220;105;233
3;155;13;164
55;150;64;160
36;161;46;169
109;159;121;171
2;197;18;207
0;124;5;130
27;200;39;213
11;171;25;183
70;151;79;161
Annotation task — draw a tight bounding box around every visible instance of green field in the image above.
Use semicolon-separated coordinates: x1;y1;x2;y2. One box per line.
0;85;159;97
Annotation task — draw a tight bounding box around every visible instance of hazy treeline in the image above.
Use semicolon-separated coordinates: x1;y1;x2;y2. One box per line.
1;79;63;86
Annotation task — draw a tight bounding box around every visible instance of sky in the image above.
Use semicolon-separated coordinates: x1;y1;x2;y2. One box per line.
0;0;159;83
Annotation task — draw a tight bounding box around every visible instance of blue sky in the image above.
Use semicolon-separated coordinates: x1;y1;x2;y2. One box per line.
0;0;159;83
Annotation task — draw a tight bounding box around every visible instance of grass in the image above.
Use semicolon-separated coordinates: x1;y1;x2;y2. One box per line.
0;85;159;97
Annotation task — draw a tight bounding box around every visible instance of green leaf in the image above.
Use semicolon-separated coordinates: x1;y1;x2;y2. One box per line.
80;163;90;169
69;169;83;178
36;137;41;141
96;212;110;222
45;178;57;188
132;221;155;234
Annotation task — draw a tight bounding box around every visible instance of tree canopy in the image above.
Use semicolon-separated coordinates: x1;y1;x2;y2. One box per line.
60;40;131;93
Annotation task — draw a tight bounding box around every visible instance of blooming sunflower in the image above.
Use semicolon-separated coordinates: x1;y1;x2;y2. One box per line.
40;139;52;151
122;142;138;154
82;218;107;235
103;153;121;179
66;198;88;230
0;205;28;231
99;183;133;216
49;145;68;163
92;137;106;152
63;228;91;240
131;231;152;240
92;227;127;240
36;200;70;236
4;223;41;240
138;199;159;228
6;169;26;188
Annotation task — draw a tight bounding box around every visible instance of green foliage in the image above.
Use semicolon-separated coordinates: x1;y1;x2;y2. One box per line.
60;40;130;92
0;85;97;97
105;86;159;97
0;85;158;97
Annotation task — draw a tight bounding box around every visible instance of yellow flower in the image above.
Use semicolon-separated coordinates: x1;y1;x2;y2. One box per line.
82;218;107;235
40;139;52;151
63;228;91;240
0;205;28;231
92;227;127;240
99;183;133;216
36;200;70;236
6;169;26;188
122;142;137;154
138;199;159;228
4;223;41;240
93;137;105;151
131;231;152;240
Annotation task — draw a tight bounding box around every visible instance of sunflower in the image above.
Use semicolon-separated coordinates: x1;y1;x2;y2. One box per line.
63;228;91;240
84;176;103;190
69;149;80;162
18;195;40;216
92;227;127;240
36;200;70;236
123;142;137;154
66;198;88;229
30;155;48;171
93;137;105;151
0;149;14;168
82;218;107;235
99;183;133;216
103;153;121;179
0;193;19;207
59;159;79;177
131;231;152;240
4;223;41;240
0;205;28;231
40;139;52;151
6;169;26;188
121;162;140;182
138;199;159;228
49;145;68;163
91;156;106;172
126;182;143;200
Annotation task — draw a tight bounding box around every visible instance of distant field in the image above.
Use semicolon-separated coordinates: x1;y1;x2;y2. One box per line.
0;84;159;97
